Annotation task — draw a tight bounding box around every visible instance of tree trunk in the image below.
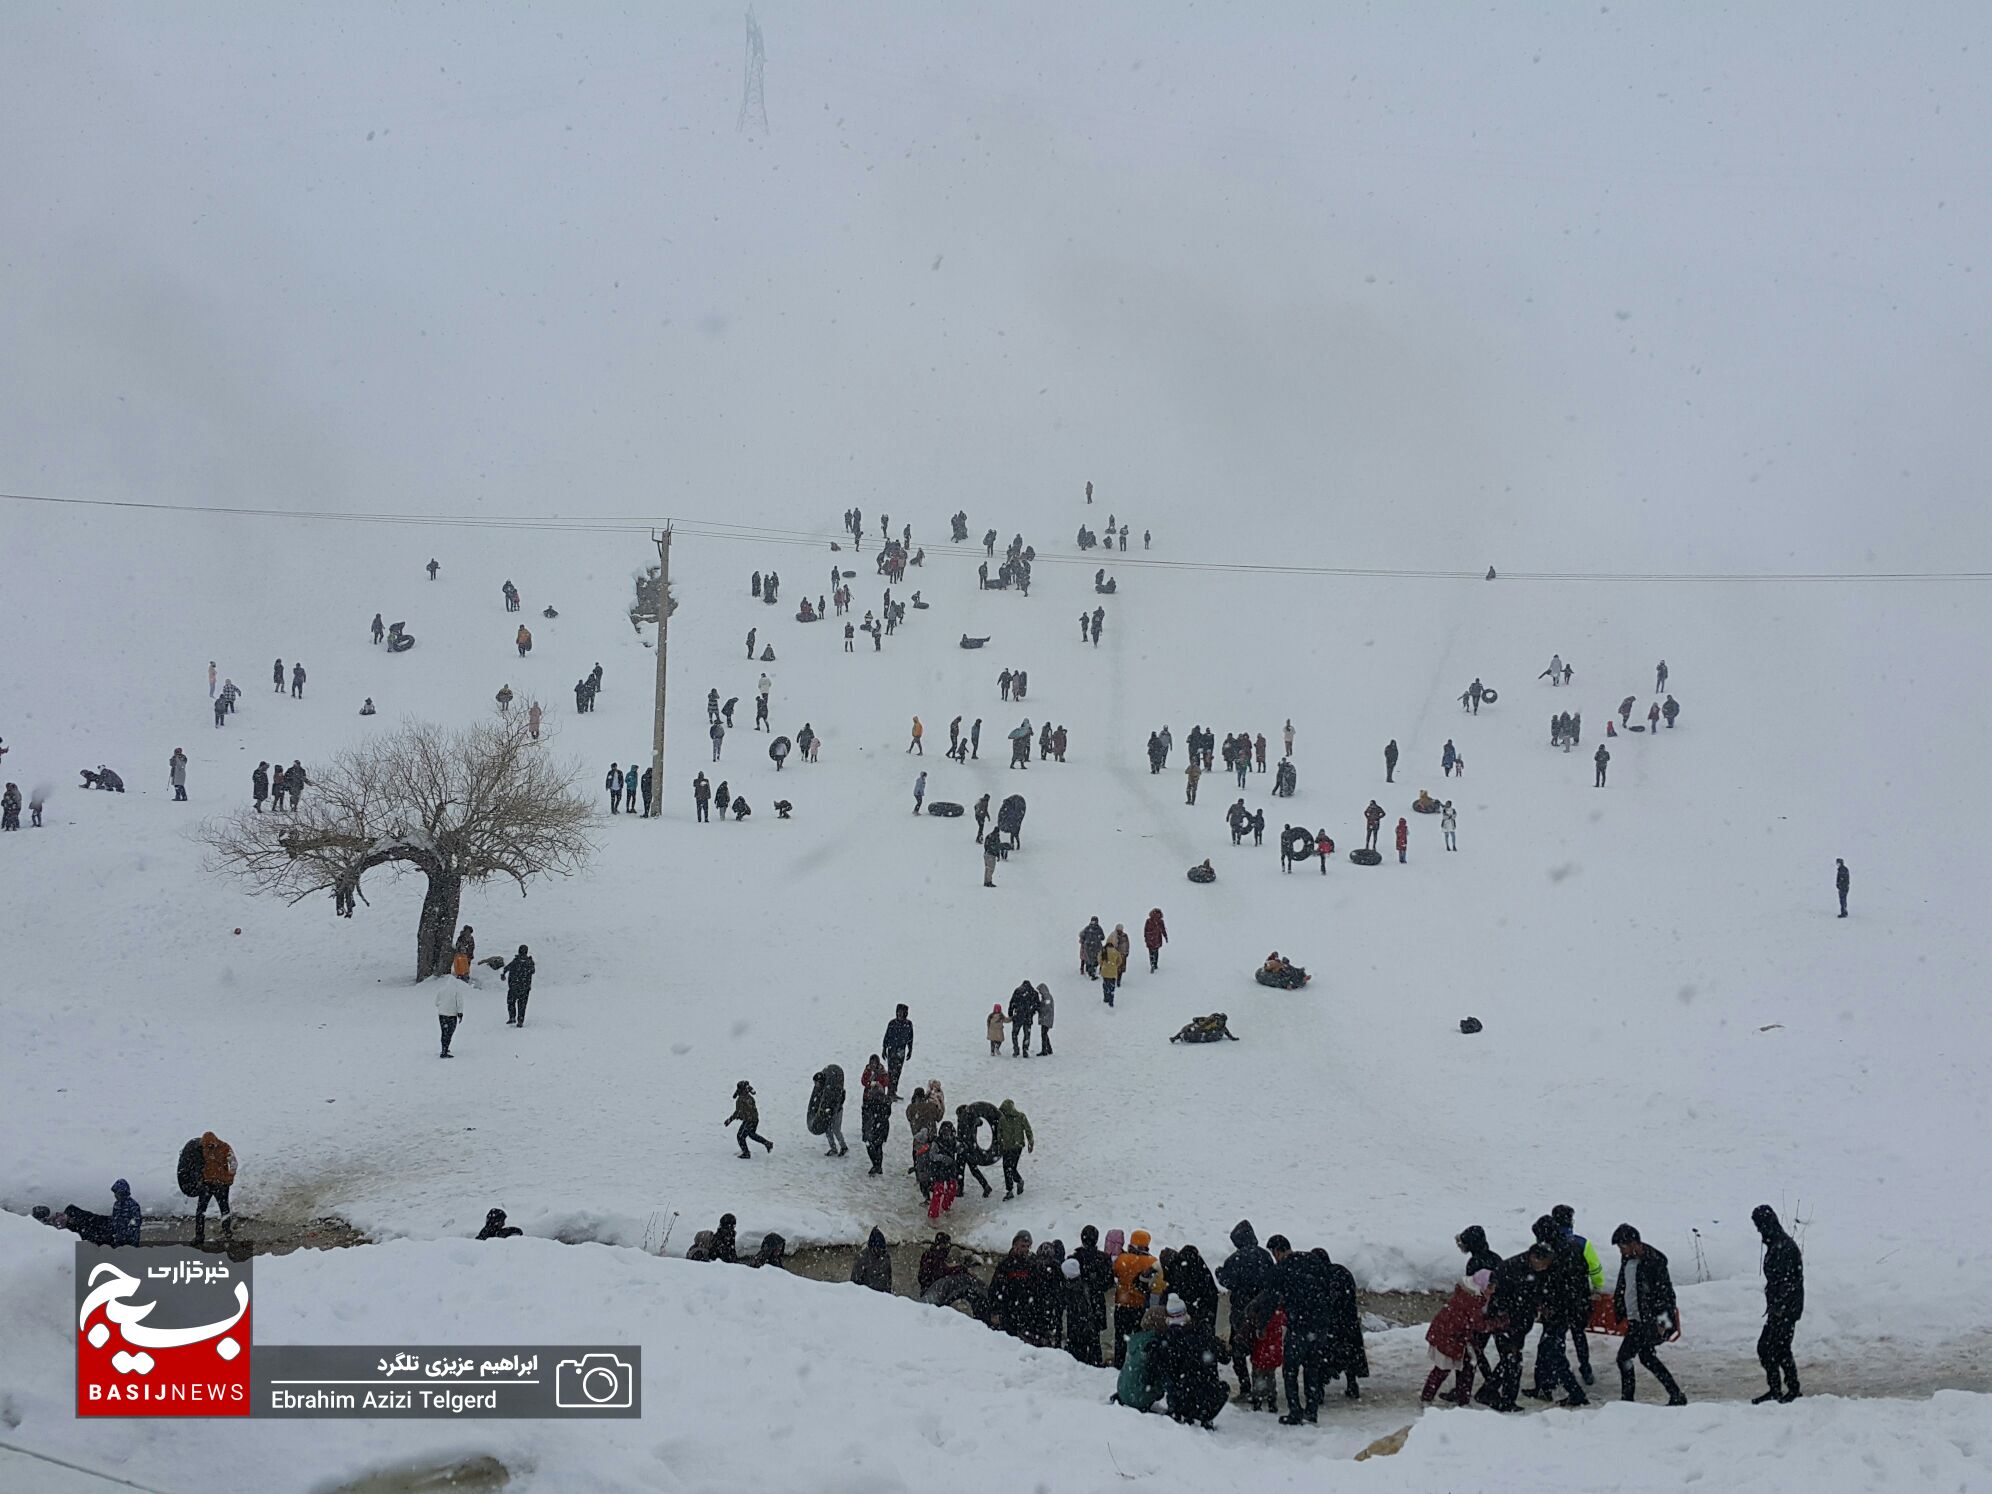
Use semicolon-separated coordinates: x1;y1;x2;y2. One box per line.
416;870;464;981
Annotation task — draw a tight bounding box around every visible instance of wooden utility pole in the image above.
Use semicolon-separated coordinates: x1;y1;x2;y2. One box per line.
650;526;672;819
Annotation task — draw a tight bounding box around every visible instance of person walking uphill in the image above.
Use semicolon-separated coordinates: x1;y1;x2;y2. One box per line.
1143;908;1168;971
1079;916;1106;980
1611;1225;1687;1404
908;716;924;755
1383;739;1398;783
1753;1205;1805;1403
724;1081;775;1158
192;1131;238;1245
995;1098;1034;1197
1594;743;1611;787
1008;980;1040;1056
435;978;464;1058
882;1004;915;1101
169;748;189;802
501;945;535;1026
1835;858;1851;918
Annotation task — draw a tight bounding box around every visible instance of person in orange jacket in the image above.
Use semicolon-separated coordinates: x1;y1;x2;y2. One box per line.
1396;817;1409;864
908;716;924;755
1112;1229;1164;1366
196;1131;238;1244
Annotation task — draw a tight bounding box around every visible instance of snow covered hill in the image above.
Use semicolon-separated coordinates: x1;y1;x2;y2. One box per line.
4;498;1988;1361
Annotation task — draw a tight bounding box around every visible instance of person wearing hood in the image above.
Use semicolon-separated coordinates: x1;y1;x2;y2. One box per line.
851;1228;894;1292
1112;1230;1163;1366
987;1231;1039;1339
1610;1224;1686;1404
1422;1268;1493;1404
1218;1220;1275;1392
1098;938;1125;1006
996;1099;1034;1197
1523;1215;1591;1406
477;1208;523;1240
1753;1205;1805;1403
1143;908;1168;972
1153;1294;1229;1427
986;1004;1008;1056
1115;1307;1169;1412
1453;1225;1502;1381
1311;1247;1369;1400
64;1183;141;1247
1078;916;1106;979
194;1131;237;1245
1169;1245;1219;1337
1066;1226;1114;1364
1033;982;1055;1056
860;1071;893;1175
709;1213;739;1264
749;1233;788;1270
1007;980;1040;1056
813;1065;848;1157
724;1081;774;1159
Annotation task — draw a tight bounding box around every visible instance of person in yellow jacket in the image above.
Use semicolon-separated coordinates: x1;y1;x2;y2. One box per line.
1099;940;1126;1007
907;716;924;755
1112;1230;1164;1366
516;624;533;657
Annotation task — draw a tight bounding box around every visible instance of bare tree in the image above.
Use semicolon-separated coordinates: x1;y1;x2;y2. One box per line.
200;720;596;981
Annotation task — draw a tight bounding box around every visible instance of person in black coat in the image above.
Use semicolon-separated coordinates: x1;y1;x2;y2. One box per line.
252;762;270;812
988;1232;1037;1339
1153;1306;1229;1427
709;1212;738;1264
860;1079;893;1176
881;1005;914;1100
1525;1215;1591;1405
1311;1248;1369;1399
850;1228;893;1293
1007;980;1040;1056
1611;1225;1686;1404
501;946;536;1026
476;1208;523;1240
1170;1245;1220;1337
1067;1225;1114;1365
1217;1220;1275;1390
1483;1244;1553;1410
1753;1205;1804;1402
1265;1235;1330;1425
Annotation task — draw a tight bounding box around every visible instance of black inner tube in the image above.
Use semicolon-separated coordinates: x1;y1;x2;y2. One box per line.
1281;827;1315;859
958;1101;1001;1166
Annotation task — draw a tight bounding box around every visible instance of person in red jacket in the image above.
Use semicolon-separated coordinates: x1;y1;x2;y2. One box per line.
1395;817;1409;864
1422;1269;1492;1404
1143;908;1168;972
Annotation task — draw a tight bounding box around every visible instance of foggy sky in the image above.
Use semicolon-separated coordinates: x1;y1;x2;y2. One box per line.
2;2;1987;572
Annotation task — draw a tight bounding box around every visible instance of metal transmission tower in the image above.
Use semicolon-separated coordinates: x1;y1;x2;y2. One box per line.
737;9;768;135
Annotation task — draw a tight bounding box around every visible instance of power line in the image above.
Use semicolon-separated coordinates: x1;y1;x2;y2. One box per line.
1;488;1986;583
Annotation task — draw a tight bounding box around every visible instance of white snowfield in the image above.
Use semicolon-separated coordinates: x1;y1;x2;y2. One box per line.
0;1217;1985;1494
4;2;1991;1486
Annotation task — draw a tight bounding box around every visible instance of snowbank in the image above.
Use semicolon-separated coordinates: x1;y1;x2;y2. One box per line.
1;1216;1983;1494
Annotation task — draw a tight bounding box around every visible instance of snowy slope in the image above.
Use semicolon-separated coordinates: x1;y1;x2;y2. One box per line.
3;497;1989;1360
0;1215;1986;1494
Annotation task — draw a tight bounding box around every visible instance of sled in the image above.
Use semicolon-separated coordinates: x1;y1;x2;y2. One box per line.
1280;828;1316;861
1255;967;1309;990
1412;800;1441;814
1628;724;1646;732
927;801;964;818
958;1100;1001;1166
1349;848;1383;867
959;637;990;650
176;1138;204;1198
1187;865;1216;884
1479;689;1498;704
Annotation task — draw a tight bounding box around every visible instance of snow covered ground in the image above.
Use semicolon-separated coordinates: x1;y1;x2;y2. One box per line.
3;2;1990;1488
1;1215;1987;1494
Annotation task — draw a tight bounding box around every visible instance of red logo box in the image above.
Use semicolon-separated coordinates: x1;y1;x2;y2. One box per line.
76;1247;251;1416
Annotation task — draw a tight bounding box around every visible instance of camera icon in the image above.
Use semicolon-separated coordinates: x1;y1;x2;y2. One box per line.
555;1353;633;1410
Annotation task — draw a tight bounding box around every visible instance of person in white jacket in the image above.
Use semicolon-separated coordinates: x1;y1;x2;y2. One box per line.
435;981;465;1057
1441;801;1458;852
